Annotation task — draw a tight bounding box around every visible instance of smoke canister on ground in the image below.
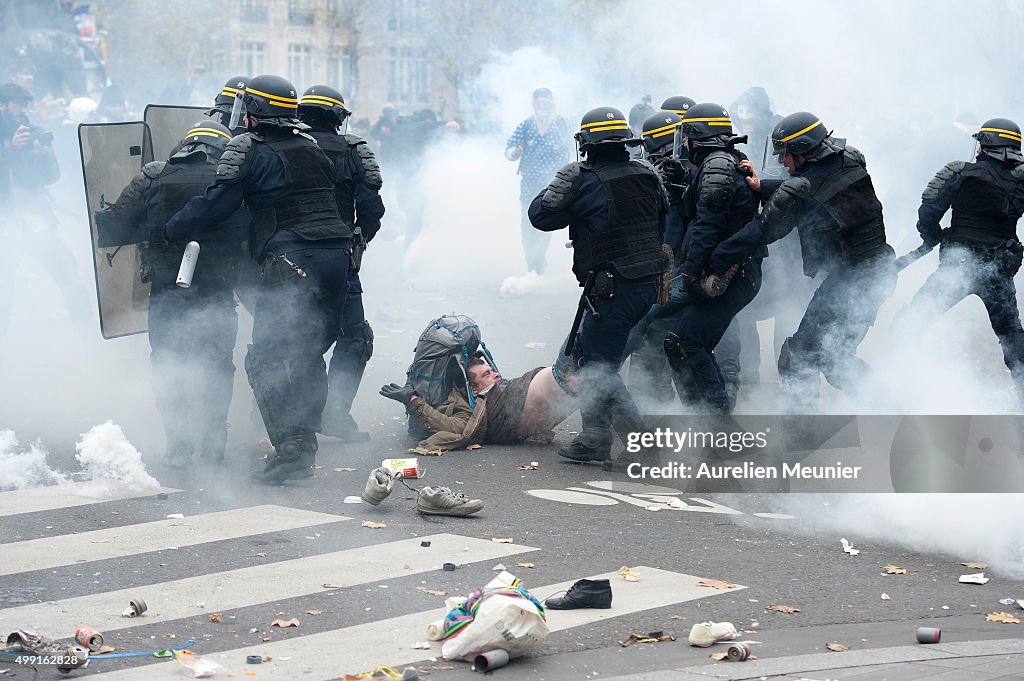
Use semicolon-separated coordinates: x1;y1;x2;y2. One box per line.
916;627;941;643
74;625;103;651
727;642;750;661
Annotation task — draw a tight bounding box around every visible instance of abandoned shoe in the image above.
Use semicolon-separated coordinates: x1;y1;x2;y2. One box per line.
361;467;395;505
544;578;612;610
416;486;484;516
558;438;610;463
688;621;738;647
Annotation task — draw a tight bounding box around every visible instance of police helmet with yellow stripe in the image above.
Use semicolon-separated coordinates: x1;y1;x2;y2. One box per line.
180;119;233;151
575;106;637;148
214;75;249;109
243;74;299;121
974;117;1022;150
642;110;682;155
771;111;827;157
660;96;695;116
298;85;351;127
678;102;733;143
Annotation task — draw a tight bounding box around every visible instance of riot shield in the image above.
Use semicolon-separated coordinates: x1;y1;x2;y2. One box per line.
144;104;209;162
79;122;153;339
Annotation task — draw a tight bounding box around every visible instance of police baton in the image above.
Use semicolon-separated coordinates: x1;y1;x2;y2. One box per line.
894;242;936;272
564;270;599;357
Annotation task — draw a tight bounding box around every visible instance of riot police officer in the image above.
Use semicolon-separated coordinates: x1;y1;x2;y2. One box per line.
717;111;896;413
98;120;248;468
164;74;352;484
206;76;249;134
893;118;1024;403
529;106;668;464
662;103;763;414
298;85;385;442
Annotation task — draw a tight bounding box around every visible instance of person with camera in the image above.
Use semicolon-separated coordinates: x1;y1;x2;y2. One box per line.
0;82;89;337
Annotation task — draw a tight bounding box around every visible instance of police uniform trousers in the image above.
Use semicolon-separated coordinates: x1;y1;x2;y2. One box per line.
780;251;896;413
245;238;350;449
323;271;373;431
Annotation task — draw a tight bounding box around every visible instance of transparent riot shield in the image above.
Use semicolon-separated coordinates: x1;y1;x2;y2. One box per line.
79;121;153;339
143;104;209;162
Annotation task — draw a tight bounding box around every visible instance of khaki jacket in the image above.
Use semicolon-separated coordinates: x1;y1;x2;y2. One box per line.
409;383;487;451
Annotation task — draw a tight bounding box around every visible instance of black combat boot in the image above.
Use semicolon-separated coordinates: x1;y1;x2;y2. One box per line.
320;410;370;442
252;436;314;485
545;579;612;610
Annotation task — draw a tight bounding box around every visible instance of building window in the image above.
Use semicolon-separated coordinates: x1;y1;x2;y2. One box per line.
241;41;265;76
327;47;356;96
388;0;424;32
288;0;314;24
288;44;312;89
240;0;267;23
387;47;428;105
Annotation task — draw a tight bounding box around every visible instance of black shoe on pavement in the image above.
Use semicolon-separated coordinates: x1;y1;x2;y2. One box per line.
558;438;610;463
252;439;314;485
544;578;612;610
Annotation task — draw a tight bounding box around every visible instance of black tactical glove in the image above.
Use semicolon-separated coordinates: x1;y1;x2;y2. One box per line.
680;273;707;303
380;382;416;406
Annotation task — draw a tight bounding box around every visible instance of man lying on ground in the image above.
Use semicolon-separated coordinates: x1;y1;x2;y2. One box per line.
379;357;577;451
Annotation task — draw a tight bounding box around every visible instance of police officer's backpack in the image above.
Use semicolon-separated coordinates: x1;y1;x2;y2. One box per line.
407;314;497;408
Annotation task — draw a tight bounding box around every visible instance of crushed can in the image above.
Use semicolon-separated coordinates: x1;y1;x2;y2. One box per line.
74;626;103;652
727;642;750;661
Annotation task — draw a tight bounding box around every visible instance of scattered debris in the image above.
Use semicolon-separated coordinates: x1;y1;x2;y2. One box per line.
766;604;800;614
411;642;431;650
246;655;262;664
709;651;730;661
917;627;941;643
322;583;345;589
697;579;737;590
305;610;322;616
1018;599;1024;610
881;593;891;600
208;614;222;623
883;565;907;574
959;572;990;585
518;463;540;471
344;496;363;504
840;538;860;556
334;467;356;472
418;588;448;597
688;621;738;647
670;615;686;620
271;618;300;628
644;504;662;512
826;642;849;652
465;444;482;451
442;563;457;572
524;341;546;350
420;541;431;547
491;537;514;544
166;513;185;519
174;649;224;678
122;598;147;617
617;566;640;582
986;612;1021;624
727;642;751;661
362;521;387;529
157;493;169;500
255;552;268;558
516;562;535;569
619;631;676;647
999;598;1016;605
492;563;506;571
961;561;987;570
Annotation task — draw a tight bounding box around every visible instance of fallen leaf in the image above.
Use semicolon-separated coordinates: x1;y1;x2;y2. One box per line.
617;566;640;582
465;444;482;450
305;609;322;615
491;537;514;544
261;656;272;662
255;552;268;558
271;618;300;628
619;632;676;647
208;614;222;623
881;593;891;600
767;603;800;614
417;588;448;597
709;651;729;661
670;615;686;620
322;583;345;589
92;645;116;655
362;521;387;529
698;579;737;590
518;464;540;471
826;643;849;652
986;612;1021;624
333;467;356;472
261;636;271;642
883;565;907;574
516;562;536;569
962;561;988;569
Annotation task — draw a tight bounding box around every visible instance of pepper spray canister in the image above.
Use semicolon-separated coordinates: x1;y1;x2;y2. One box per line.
175;241;201;288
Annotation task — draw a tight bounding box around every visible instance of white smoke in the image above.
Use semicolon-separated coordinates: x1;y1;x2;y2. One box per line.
0;429;72;490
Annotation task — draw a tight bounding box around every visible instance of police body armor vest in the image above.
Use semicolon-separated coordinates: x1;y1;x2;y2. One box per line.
949;160;1023;246
250;135;345;257
578;160;666;280
151;155;247;271
309;133;357;235
802;150;888;268
680;151;759;262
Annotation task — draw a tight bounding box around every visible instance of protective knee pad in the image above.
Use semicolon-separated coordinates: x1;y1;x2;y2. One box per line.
362;320;374;363
663;332;688;375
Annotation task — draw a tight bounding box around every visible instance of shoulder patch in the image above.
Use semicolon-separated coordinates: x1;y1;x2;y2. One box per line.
922;160;965;201
541;162;583;211
352;138;382;190
698;151;738;211
216;132;255;184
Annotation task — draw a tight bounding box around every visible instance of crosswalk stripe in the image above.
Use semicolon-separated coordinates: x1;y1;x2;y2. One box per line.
0;485;182;517
0;534;538;634
86;566;746;679
0;505;346;577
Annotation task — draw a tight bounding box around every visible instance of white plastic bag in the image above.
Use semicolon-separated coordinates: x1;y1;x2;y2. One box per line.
441;590;549;661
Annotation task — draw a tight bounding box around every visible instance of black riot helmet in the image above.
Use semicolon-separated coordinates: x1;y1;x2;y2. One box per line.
214;75;249;109
170;119;233;164
678;102;733;146
298;85;351;128
642;110;682;155
771;111;827;157
243;74;299;123
974;118;1022;150
660;96;695;116
574;106;638;149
